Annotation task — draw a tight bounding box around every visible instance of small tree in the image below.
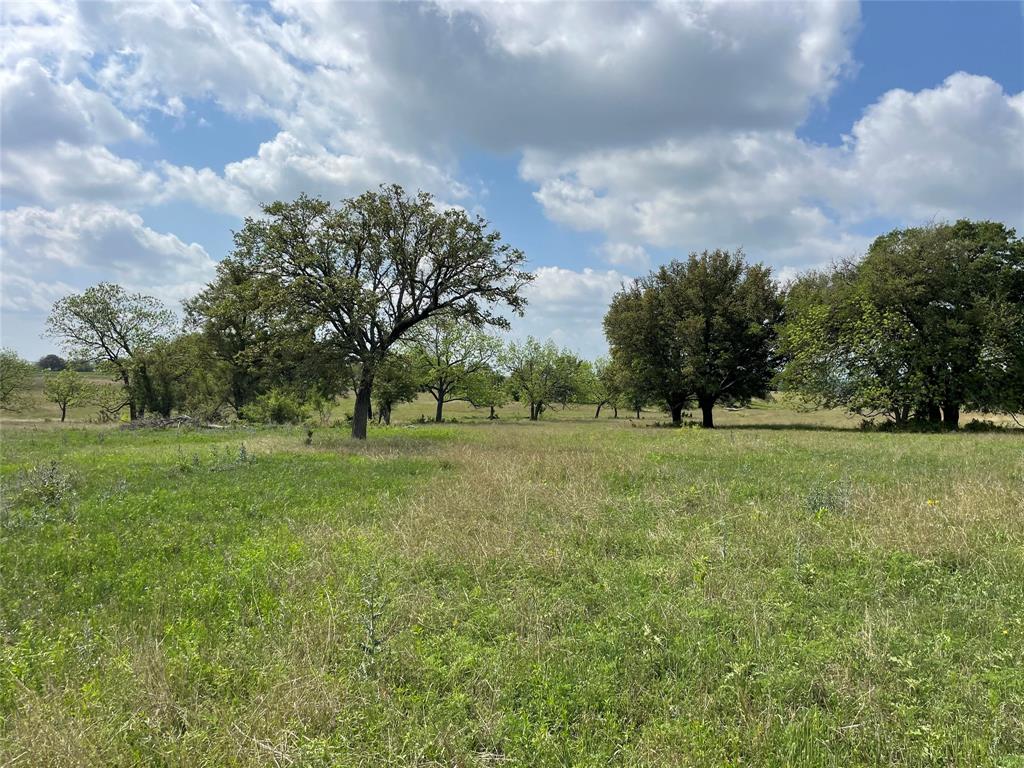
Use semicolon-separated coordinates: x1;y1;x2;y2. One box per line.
587;357;626;419
462;365;509;419
37;354;67;371
410;315;503;422
506;338;587;420
0;349;35;412
43;369;90;421
45;283;176;420
230;186;531;439
372;353;421;425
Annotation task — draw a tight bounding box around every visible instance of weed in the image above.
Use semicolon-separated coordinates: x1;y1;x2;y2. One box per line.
358;572;390;676
805;478;851;517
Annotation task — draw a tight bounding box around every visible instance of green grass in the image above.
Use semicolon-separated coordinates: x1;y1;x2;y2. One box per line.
1;402;1023;766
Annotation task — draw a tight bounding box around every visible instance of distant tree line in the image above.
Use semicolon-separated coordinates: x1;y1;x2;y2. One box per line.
3;190;1020;434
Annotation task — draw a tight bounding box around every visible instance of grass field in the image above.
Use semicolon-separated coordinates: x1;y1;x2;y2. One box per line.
2;389;1023;766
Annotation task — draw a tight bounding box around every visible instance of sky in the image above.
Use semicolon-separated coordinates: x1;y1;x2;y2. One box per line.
2;0;1022;361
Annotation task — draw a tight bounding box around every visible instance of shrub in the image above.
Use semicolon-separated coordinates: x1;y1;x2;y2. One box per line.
805;480;850;517
241;389;309;425
11;460;77;509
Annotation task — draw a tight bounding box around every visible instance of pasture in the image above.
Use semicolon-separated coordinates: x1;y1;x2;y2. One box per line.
1;394;1022;766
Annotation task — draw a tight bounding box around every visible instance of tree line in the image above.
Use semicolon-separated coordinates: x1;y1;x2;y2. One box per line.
2;184;1021;435
604;220;1023;429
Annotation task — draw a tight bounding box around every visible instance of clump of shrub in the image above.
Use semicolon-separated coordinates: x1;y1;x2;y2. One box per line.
241;389;309;425
15;460;76;508
2;460;78;529
961;419;1011;433
805;479;850;517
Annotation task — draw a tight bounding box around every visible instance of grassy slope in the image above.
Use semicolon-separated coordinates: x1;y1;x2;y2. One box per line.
1;402;1022;766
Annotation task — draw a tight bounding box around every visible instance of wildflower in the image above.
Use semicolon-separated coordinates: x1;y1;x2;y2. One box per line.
926;499;938;507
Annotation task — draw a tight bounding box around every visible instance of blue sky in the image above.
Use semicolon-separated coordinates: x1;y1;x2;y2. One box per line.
2;1;1022;360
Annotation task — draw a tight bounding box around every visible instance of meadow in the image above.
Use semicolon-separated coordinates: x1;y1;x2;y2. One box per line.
1;390;1022;766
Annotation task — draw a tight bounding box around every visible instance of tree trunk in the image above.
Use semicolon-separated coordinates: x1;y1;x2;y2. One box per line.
488;405;497;420
382;403;392;426
613;406;618;418
635;407;641;419
351;379;373;439
699;396;715;429
669;402;683;426
122;371;137;420
60;404;67;422
594;402;603;419
435;396;444;423
942;402;960;430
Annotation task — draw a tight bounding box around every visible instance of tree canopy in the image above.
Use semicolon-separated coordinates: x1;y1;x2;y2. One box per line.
229;185;532;438
606;250;781;427
45;283;176;420
779;221;1024;428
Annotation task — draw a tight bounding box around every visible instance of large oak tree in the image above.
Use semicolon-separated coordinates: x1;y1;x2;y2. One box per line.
231;185;532;439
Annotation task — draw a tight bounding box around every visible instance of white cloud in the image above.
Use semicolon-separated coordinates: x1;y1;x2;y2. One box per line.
599;242;650;268
0;58;145;148
162;131;470;218
843;72;1024;224
2;143;160;207
1;205;215;325
512;266;632;357
277;1;858;153
522;73;1024;274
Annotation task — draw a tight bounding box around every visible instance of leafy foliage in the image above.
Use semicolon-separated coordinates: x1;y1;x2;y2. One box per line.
42;369;91;422
229;185;532;439
45;283;176;420
505;337;588;420
0;349;35;412
606;250;781;427
780;221;1024;427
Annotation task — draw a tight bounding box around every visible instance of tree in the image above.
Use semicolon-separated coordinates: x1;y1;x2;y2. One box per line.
856;221;1022;428
185;257;306;416
372;352;421;425
606;250;781;427
586;357;626;419
229;186;531;439
37;354;67;371
780;221;1024;428
410;315;503;422
43;369;89;421
462;365;509;419
0;349;35;412
506;337;587;420
45;283;176;420
605;278;691;425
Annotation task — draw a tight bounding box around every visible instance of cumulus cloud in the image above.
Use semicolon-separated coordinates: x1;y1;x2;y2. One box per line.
843;73;1024;225
1;205;215;340
511;266;631;357
523;73;1024;273
277;1;858;153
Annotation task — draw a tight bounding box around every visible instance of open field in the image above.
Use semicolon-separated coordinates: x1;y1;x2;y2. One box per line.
2;397;1023;766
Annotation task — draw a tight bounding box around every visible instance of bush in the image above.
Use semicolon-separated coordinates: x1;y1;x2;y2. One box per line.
805;480;850;517
8;460;77;512
961;419;1011;433
241;389;310;425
